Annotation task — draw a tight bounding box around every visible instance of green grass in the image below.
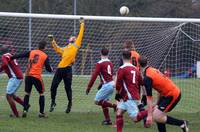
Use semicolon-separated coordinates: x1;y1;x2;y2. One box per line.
0;75;199;132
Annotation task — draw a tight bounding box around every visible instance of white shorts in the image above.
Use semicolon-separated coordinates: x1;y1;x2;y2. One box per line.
95;81;114;101
117;100;139;118
6;78;22;94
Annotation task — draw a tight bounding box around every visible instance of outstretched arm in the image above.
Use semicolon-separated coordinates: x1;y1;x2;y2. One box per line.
86;63;100;95
51;39;64;55
11;51;30;59
75;18;85;47
44;57;53;72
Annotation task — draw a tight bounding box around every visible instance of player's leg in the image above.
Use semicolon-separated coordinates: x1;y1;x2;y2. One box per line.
13;94;24;106
153;94;189;132
94;82;116;109
23;76;33;117
116;101;126;132
62;66;73;113
94;82;116;125
101;106;112;125
33;77;47;118
6;78;23;117
12;79;24;106
50;69;62;112
123;100;147;123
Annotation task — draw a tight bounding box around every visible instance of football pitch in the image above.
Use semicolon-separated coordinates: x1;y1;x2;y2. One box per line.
0;75;199;132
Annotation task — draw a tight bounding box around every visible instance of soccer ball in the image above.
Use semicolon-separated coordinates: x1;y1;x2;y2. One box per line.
120;6;129;16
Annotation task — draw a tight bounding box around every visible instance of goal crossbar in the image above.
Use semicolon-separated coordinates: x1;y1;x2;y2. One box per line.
0;12;200;23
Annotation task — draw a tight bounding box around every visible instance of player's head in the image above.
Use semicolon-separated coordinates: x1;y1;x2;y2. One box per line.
139;55;148;68
69;36;76;43
0;45;9;54
123;40;135;51
38;40;47;50
122;50;131;62
101;47;109;57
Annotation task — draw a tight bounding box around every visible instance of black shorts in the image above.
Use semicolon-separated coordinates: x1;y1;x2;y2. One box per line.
25;76;44;94
157;93;181;112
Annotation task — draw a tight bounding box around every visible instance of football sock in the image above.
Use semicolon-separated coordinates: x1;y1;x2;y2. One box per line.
102;106;110;121
6;95;18;117
116;115;123;132
14;96;24;106
166;116;184;126
39;95;45;114
156;122;166;132
136;110;148;121
24;95;30;111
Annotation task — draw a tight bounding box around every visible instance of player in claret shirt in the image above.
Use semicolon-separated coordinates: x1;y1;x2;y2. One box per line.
0;45;24;117
139;56;189;132
86;47;116;125
115;50;148;132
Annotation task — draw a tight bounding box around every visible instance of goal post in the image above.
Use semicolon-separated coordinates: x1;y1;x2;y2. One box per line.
0;12;200;113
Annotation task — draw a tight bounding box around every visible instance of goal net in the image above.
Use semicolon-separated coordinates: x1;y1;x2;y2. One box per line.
0;12;199;113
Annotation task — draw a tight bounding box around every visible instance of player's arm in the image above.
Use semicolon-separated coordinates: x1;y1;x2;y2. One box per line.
11;51;30;59
0;55;10;72
44;57;53;72
115;68;123;101
75;18;85;47
143;76;153;126
51;39;64;55
86;63;100;95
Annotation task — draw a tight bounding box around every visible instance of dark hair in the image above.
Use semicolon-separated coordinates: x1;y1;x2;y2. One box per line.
101;47;109;56
38;40;47;50
122;50;131;60
123;40;135;50
139;56;148;67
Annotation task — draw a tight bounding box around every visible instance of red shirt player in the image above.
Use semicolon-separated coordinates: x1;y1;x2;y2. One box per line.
119;40;147;107
86;47;116;125
115;50;147;132
0;46;24;117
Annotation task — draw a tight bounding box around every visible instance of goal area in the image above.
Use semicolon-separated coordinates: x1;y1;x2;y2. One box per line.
0;12;199;113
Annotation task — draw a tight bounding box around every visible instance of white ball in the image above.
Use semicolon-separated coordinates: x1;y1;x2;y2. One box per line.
120;6;129;16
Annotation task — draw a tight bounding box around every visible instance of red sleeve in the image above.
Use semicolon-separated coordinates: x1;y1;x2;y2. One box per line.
116;68;123;92
87;63;101;89
0;55;9;72
2;55;9;66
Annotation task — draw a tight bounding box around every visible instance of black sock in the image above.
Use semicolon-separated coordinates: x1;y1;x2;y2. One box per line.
24;95;29;111
166;116;184;126
39;96;45;114
156;122;166;132
51;99;55;104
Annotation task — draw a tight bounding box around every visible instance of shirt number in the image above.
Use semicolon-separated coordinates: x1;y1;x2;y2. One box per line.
131;70;136;84
107;65;112;75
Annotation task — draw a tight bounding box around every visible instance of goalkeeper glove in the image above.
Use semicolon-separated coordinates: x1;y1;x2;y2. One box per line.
48;34;54;42
79;17;84;24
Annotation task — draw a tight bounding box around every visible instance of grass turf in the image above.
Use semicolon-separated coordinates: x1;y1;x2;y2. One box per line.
0;75;199;132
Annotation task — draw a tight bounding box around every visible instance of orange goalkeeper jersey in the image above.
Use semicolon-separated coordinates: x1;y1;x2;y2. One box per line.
52;23;84;68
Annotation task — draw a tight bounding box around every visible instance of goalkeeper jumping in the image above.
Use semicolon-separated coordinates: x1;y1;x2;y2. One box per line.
49;17;85;113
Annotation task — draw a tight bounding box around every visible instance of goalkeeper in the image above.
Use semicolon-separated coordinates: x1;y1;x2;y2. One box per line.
49;17;85;113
